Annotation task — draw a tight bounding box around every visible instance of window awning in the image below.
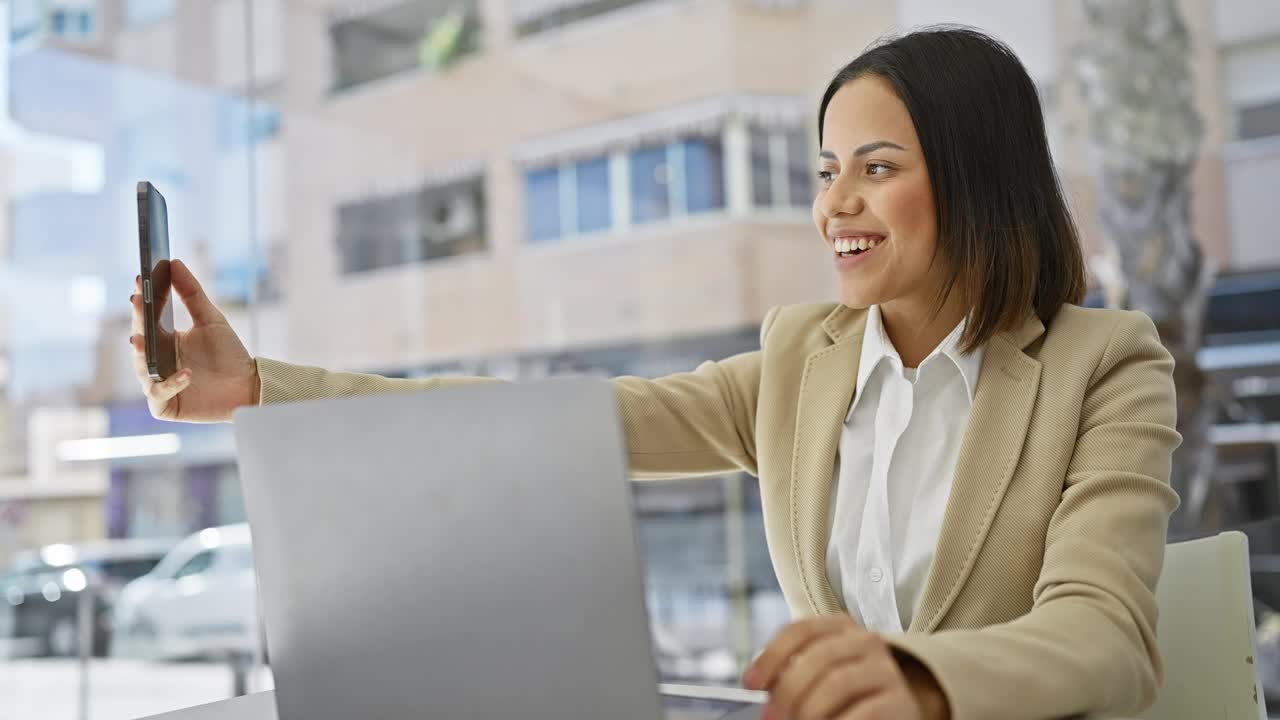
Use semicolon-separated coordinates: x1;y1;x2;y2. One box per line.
512;94;812;168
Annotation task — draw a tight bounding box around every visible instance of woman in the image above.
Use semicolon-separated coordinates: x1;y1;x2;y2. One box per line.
129;27;1180;720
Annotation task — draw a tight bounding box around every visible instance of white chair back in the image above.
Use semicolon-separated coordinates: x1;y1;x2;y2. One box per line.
1140;531;1266;720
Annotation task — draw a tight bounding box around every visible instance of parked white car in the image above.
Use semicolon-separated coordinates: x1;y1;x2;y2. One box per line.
110;524;261;661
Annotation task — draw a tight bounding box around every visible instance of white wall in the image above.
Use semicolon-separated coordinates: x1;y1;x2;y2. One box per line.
1224;137;1280;269
1214;0;1280;47
893;0;1057;82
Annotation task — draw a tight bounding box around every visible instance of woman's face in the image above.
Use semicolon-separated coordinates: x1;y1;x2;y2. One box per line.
814;75;943;314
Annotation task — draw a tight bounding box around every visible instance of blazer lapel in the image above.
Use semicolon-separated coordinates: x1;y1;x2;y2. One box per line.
789;306;866;616
908;315;1045;632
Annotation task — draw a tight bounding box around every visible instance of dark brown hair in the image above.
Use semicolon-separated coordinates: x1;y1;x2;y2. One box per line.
819;26;1086;351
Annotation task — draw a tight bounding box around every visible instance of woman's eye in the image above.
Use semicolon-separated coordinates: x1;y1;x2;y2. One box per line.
817;170;835;184
866;163;891;176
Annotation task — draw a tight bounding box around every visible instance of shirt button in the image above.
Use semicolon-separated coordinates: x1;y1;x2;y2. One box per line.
869;568;884;583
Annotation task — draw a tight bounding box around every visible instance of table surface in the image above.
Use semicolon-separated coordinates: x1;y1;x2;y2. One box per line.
142;691;278;720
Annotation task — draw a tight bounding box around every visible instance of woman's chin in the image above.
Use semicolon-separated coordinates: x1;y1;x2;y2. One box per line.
838;289;879;310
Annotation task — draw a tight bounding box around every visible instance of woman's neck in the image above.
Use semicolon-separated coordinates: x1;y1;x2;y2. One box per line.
878;296;968;369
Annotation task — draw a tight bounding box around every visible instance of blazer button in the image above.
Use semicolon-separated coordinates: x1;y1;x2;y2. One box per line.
869;568;884;583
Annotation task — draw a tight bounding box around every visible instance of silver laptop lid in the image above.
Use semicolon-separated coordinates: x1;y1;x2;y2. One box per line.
233;379;665;720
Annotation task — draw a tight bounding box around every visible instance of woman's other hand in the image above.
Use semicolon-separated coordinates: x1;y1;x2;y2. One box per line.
743;615;948;720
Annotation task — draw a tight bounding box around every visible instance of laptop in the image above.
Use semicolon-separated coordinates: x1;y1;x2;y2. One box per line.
233;378;766;720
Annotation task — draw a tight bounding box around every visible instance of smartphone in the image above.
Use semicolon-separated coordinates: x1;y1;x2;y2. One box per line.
136;181;179;381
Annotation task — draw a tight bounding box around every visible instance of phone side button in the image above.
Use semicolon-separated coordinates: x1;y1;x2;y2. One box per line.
142;278;152;303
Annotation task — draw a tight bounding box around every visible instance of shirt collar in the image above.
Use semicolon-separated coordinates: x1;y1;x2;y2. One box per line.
850;305;984;412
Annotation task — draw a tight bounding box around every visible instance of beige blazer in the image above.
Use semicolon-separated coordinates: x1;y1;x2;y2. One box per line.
255;302;1181;720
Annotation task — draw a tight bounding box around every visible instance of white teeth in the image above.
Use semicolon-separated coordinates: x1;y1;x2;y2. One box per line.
834;236;886;253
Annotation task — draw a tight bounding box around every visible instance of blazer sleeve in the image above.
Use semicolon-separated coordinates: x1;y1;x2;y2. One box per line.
886;311;1182;720
254;307;778;479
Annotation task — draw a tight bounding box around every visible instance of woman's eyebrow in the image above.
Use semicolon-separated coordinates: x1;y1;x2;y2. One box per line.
818;141;907;162
854;140;906;156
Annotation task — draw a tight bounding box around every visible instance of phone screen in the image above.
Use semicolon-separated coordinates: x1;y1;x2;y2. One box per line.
138;182;178;380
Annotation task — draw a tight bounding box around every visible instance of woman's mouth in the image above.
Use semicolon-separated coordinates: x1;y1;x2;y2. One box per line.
832;235;885;258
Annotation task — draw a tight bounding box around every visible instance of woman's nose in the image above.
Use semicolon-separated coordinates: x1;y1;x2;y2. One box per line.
820;179;864;218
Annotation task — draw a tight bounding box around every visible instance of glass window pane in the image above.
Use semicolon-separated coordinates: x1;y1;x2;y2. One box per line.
1239;99;1280;141
785;129;812;208
417;179;488;261
173;551;214;580
630;144;670;224
684;137;725;214
749;127;773;207
575;157;612;234
11;2;1279;715
337;178;488;272
527;167;562;242
330;2;482;92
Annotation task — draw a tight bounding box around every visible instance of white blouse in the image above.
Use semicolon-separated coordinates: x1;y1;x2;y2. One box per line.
825;304;985;632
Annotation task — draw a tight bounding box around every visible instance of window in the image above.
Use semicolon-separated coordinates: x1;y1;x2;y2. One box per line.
749;128;774;207
45;3;95;40
785;129;812;207
337;176;488;274
748;125;812;210
525;156;612;243
7;1;96;47
629;134;727;224
126;0;175;26
683;137;725;214
1224;38;1280;142
526;167;561;243
99;558;164;582
330;1;481;92
630;144;670;224
16;4;1280;716
172;551;215;580
528;134;726;239
1239;99;1280;141
514;0;655;37
575;156;612;233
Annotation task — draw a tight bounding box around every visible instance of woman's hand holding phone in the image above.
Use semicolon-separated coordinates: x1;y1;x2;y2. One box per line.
128;259;258;423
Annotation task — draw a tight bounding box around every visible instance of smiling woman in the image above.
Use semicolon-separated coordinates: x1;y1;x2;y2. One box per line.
128;25;1178;720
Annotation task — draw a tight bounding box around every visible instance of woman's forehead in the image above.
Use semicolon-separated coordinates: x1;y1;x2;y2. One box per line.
822;77;917;153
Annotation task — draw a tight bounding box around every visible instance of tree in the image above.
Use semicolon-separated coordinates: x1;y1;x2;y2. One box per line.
1074;0;1216;534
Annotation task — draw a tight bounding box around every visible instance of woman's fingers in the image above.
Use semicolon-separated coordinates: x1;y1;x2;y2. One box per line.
130;293;145;335
144;369;191;407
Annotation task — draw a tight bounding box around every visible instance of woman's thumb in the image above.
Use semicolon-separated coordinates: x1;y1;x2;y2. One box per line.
171;259;224;325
